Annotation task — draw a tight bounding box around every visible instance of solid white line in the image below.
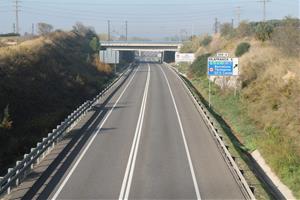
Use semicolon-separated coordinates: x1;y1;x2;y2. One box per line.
119;64;150;200
124;64;150;199
51;66;139;200
158;64;202;200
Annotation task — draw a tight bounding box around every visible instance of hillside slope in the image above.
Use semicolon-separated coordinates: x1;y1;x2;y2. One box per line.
0;31;113;175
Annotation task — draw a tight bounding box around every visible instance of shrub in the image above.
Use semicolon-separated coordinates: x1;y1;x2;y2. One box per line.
180;36;203;53
271;17;300;56
189;53;211;77
235;42;251;57
255;22;273;41
236;21;254;38
220;23;235;39
200;35;212;46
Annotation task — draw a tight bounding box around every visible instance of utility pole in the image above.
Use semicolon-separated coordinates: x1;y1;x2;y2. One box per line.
14;0;20;34
107;20;111;41
125;20;128;41
257;0;270;21
13;23;16;33
236;6;241;25
231;19;234;28
214;18;218;34
32;23;34;35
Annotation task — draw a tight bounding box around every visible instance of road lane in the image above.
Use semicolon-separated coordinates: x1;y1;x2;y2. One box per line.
160;63;245;199
129;63;198;199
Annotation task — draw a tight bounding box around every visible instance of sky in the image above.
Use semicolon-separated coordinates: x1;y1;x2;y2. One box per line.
0;0;299;39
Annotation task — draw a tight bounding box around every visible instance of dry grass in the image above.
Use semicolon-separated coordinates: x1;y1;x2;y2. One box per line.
93;57;113;74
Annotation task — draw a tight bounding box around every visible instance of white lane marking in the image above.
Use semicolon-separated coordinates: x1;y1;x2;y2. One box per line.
119;64;150;200
51;66;139;200
158;64;202;200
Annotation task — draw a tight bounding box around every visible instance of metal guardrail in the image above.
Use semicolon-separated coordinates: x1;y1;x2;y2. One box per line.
0;63;133;196
167;63;256;200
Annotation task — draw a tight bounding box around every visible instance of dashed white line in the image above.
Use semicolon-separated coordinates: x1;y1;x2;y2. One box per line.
158;64;202;200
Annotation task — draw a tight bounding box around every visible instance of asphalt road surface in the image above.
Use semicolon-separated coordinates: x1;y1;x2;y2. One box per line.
26;62;246;199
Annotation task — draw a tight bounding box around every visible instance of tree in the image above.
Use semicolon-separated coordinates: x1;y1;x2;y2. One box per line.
73;22;95;37
37;22;53;35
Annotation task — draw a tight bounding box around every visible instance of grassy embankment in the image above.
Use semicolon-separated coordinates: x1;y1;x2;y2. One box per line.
177;18;300;198
0;30;115;175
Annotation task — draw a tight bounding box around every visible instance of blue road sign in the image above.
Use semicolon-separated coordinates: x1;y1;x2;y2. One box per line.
207;57;234;76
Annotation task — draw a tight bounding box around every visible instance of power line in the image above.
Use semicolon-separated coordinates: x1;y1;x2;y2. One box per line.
125;20;128;41
14;0;20;34
257;0;271;21
214;18;218;34
108;20;110;41
236;6;241;25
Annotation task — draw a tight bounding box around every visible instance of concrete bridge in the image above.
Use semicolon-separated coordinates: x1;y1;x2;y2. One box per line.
100;41;182;52
100;41;182;63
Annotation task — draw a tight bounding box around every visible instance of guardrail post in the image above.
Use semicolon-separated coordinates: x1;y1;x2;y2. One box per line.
42;138;47;158
23;154;29;178
7;168;13;194
36;142;41;164
30;148;35;169
15;161;21;186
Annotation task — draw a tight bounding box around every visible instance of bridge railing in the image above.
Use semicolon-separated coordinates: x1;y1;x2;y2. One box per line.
0;63;133;196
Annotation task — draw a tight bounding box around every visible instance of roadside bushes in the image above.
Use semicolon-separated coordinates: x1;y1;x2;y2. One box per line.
189;53;211;77
235;42;251;57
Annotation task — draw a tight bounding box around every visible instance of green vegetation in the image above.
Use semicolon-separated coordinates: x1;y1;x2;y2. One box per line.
0;33;20;37
0;27;114;175
176;17;300;198
235;42;251;57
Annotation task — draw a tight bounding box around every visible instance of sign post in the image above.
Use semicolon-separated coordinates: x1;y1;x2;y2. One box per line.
207;54;239;108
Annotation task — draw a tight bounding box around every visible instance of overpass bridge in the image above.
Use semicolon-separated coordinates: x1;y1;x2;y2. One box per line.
100;41;182;63
100;41;182;52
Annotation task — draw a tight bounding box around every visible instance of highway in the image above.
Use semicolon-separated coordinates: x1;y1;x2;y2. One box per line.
20;62;246;199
